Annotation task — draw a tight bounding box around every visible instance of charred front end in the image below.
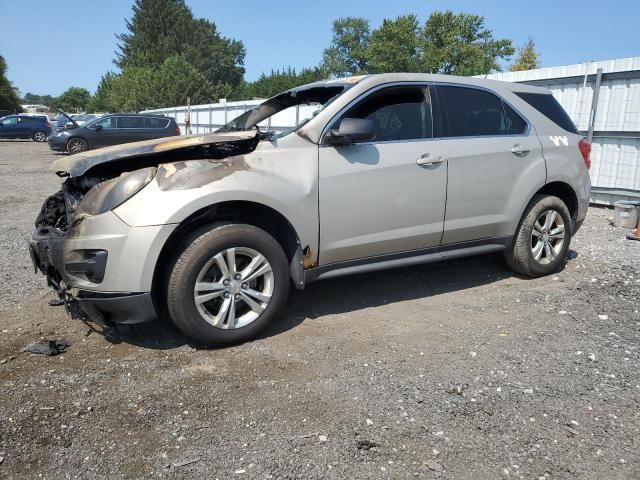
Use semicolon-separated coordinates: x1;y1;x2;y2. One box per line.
29;131;260;325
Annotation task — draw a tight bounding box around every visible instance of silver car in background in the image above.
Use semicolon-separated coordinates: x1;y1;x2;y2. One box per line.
30;73;591;345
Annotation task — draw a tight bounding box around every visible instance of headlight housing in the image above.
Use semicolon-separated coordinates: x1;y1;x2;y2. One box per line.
76;167;156;216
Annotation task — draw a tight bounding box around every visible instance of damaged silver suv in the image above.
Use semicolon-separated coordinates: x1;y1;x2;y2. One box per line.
30;74;591;345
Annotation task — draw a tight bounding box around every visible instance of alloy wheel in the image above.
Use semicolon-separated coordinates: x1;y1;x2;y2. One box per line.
531;209;565;265
68;139;86;154
33;131;47;142
193;247;274;329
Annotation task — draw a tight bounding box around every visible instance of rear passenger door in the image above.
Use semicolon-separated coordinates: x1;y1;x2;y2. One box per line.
116;116;147;143
435;85;546;244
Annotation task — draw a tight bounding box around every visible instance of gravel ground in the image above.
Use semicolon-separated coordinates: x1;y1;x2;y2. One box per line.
0;141;639;479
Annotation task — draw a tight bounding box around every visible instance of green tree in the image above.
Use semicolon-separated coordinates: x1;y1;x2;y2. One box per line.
116;0;245;90
321;17;370;77
421;11;514;75
240;67;327;99
21;92;55;106
509;38;540;72
52;87;92;112
87;72;119;112
91;56;221;112
366;15;422;73
319;11;513;79
0;55;22;113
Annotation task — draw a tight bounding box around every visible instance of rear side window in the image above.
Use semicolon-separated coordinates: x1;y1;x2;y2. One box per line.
342;86;433;142
146;117;170;129
438;86;526;137
117;116;145;128
515;92;578;134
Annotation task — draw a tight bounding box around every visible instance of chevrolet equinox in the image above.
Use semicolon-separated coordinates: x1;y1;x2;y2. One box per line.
30;74;591;345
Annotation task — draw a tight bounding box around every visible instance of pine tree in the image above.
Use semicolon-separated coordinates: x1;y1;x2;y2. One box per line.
115;0;245;88
509;38;540;72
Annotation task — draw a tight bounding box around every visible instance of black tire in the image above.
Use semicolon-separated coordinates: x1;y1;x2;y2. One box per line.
166;223;290;346
32;130;48;142
505;194;572;277
66;137;88;154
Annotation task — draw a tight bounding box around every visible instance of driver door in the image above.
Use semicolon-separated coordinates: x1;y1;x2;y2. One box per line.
318;84;447;265
90;116;119;147
0;116;20;138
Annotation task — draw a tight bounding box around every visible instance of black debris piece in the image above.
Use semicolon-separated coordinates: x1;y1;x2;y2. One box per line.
21;340;69;356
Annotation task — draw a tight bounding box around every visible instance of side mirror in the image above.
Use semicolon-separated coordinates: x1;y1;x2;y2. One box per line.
326;118;375;145
94;124;103;132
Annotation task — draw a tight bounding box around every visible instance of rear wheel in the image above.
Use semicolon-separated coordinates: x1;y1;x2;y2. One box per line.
505;195;572;277
66;137;88;154
32;131;47;142
166;223;290;346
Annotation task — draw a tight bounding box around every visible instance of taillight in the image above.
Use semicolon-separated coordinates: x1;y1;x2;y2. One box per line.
578;139;591;170
175;126;181;135
45;122;51;128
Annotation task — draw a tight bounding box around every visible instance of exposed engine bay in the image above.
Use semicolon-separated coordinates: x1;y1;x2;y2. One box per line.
34;131;260;233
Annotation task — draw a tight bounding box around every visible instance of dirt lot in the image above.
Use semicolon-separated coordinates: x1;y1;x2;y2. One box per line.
0;140;639;480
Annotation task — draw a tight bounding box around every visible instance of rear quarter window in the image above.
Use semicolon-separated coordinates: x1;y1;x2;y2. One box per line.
515;92;578;134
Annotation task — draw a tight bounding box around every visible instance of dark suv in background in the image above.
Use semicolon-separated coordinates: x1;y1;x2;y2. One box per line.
0;115;52;142
47;113;180;154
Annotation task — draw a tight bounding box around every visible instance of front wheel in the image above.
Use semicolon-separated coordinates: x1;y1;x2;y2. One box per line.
166;223;290;346
505;195;572;277
66;137;88;154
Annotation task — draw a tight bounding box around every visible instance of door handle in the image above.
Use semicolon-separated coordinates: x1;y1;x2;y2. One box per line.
511;144;530;155
416;153;443;166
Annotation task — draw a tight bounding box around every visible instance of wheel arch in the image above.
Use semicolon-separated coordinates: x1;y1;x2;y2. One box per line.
151;200;306;314
535;181;579;225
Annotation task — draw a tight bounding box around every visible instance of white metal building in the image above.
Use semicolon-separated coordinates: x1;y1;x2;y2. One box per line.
143;57;640;204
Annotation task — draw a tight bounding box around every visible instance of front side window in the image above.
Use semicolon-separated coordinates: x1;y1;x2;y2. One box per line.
438;86;526;137
117;116;145;128
341;86;433;142
93;117;115;129
2;117;18;126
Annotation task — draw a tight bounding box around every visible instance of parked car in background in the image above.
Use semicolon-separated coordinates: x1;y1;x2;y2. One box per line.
0;115;51;142
31;73;590;346
47;113;180;154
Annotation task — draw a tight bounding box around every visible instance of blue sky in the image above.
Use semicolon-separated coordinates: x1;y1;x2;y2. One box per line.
1;0;638;96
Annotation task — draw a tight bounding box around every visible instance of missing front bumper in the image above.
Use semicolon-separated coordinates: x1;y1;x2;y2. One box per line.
29;230;157;325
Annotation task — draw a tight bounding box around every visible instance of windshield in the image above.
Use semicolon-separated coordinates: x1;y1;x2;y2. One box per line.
217;84;348;140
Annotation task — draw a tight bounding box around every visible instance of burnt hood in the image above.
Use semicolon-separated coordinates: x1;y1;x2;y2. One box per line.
52;131;260;177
